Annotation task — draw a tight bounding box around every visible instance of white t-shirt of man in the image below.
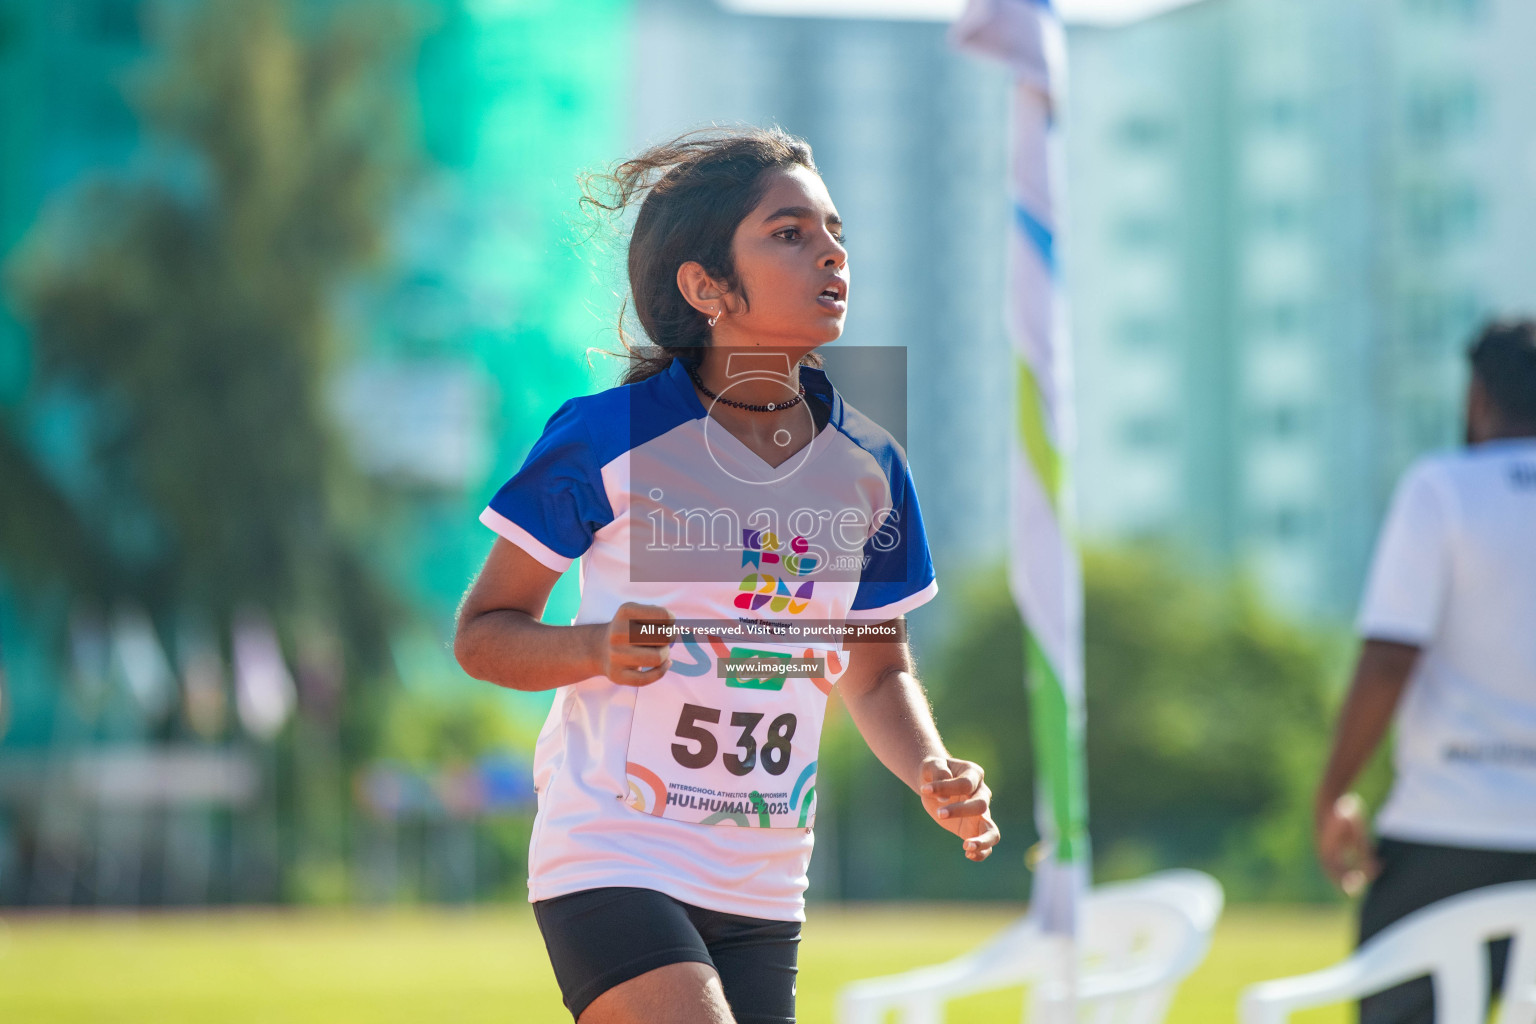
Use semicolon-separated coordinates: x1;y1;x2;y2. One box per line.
1358;437;1536;851
479;357;939;920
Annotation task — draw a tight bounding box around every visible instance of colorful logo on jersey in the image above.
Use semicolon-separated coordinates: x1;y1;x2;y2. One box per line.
740;529;818;576
736;529;815;613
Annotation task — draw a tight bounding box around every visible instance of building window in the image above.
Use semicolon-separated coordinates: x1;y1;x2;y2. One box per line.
1260;506;1312;542
1409;400;1452;448
1254;96;1307;133
1403;0;1485;22
1275;508;1308;541
1252;200;1307;234
1405;292;1445;351
1120;414;1173;449
1115;216;1168;250
1118;317;1164;350
1259;302;1308;338
1404;183;1483;251
1256;405;1309;438
1116;115;1171;149
1405;79;1481;148
1446;292;1482;344
1404;289;1483;352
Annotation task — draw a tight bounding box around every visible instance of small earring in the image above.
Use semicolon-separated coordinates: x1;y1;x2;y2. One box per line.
707;307;721;328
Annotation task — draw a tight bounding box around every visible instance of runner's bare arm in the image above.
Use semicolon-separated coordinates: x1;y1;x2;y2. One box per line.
454;538;676;691
1314;638;1420;892
840;622;1000;862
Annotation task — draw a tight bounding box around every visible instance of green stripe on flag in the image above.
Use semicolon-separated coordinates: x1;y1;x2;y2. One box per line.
1016;355;1064;512
1024;630;1089;863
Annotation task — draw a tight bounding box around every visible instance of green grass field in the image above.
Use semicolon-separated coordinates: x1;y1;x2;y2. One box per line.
0;903;1354;1023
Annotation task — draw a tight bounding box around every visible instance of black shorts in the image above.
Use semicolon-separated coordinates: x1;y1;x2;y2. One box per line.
1358;837;1536;1024
533;886;801;1023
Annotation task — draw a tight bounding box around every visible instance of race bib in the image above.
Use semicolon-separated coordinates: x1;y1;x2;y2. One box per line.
623;633;847;829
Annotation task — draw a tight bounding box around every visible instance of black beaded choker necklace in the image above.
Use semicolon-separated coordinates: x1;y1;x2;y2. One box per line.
686;361;806;413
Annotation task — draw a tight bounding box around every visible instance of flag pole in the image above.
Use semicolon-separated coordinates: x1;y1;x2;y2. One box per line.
951;2;1088;1018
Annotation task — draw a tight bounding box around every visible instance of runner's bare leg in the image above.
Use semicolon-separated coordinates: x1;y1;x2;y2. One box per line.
578;962;736;1024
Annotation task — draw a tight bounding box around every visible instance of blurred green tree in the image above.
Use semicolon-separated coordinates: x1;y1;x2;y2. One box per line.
820;548;1355;903
3;0;416;675
2;0;422;902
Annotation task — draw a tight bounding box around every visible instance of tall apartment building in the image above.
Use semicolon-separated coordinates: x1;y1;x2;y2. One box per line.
1066;0;1536;618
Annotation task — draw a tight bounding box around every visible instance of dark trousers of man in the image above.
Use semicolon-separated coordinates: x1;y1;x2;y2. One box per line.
1359;837;1536;1024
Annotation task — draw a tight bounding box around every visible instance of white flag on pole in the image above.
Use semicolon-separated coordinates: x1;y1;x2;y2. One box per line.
951;0;1090;940
232;608;296;741
111;604;178;723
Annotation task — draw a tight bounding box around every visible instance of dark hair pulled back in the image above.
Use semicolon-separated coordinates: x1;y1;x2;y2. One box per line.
580;125;827;385
1469;319;1536;427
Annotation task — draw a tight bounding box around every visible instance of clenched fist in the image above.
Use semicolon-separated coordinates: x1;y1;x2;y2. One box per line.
596;602;676;687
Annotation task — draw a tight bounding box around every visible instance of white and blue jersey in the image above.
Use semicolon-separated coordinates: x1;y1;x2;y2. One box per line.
480;355;938;919
1359;438;1536;851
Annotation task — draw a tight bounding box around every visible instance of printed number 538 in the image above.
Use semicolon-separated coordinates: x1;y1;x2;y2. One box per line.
671;703;797;777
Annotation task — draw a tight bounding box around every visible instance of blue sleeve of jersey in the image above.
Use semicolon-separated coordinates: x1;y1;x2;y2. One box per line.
480;398;614;572
848;458;938;621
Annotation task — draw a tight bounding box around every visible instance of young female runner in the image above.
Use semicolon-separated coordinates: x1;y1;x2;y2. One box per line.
454;126;999;1024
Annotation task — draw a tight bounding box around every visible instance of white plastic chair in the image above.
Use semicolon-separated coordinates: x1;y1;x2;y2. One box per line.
837;869;1225;1024
1240;881;1536;1024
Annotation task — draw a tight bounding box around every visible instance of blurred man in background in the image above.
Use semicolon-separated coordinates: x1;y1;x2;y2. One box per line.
1314;319;1536;1024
